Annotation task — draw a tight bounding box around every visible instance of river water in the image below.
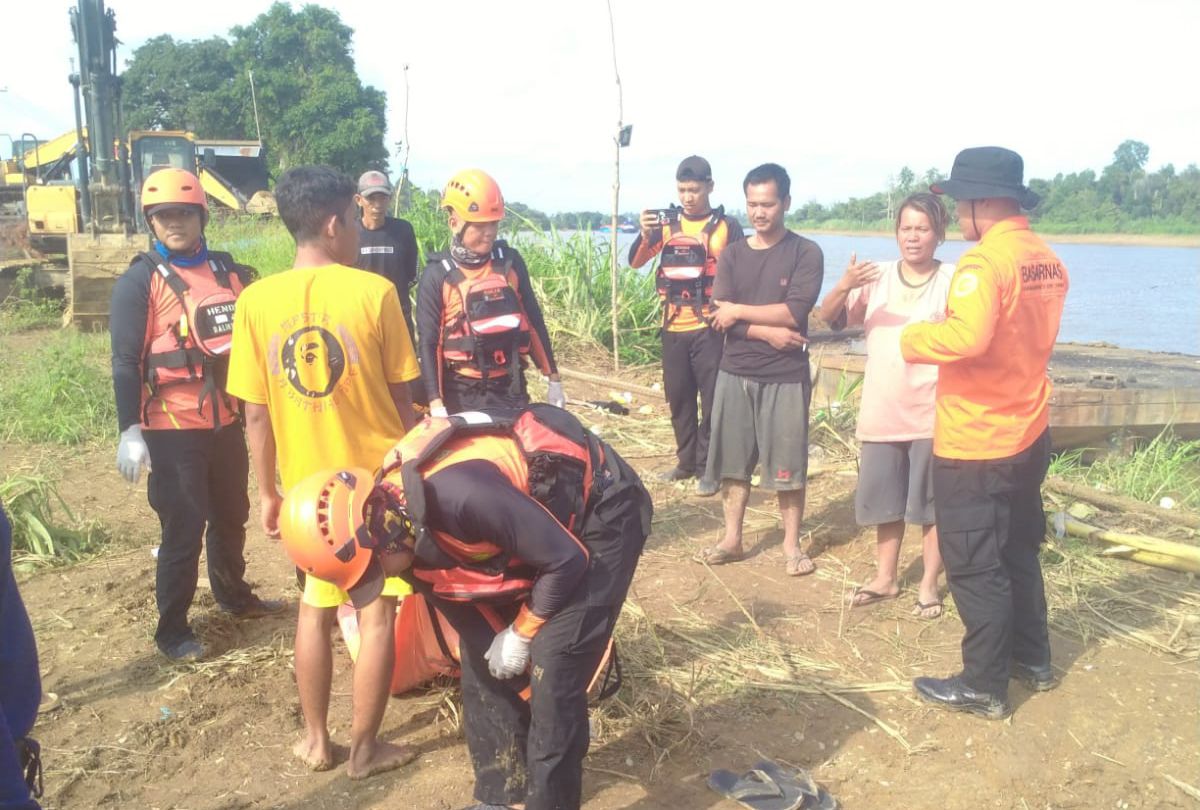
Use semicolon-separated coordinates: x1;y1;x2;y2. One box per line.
584;231;1200;355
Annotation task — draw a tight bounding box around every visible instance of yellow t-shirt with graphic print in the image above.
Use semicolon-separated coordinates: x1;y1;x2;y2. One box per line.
227;264;421;605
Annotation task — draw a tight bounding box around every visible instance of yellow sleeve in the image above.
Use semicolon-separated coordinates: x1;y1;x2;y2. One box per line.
380;287;421;383
226;290;268;405
900;262;1000;364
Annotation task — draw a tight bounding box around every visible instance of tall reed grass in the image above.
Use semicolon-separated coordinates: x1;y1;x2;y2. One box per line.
208;190;665;365
1050;429;1200;509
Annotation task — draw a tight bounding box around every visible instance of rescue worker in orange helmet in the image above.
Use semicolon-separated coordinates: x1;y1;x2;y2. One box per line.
279;405;652;810
415;169;565;418
629;155;744;497
110;168;284;662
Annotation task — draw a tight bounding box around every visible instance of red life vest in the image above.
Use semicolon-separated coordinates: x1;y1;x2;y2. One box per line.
375;404;603;603
438;246;533;389
654;208;726;328
139;252;244;430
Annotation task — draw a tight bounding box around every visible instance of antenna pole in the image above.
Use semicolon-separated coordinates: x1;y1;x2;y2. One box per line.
248;69;263;143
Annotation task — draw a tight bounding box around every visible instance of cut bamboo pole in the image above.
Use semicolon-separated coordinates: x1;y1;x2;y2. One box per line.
1054;516;1200;574
1045;477;1200;530
558;365;661;399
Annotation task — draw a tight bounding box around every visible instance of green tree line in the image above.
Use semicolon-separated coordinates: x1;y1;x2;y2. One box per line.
121;3;387;174
790;141;1200;235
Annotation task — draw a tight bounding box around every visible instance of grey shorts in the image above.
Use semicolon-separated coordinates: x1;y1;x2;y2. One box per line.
704;370;810;492
855;439;935;526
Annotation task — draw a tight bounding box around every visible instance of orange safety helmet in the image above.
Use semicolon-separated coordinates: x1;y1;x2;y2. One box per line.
279;468;375;591
142;167;208;221
442;168;505;223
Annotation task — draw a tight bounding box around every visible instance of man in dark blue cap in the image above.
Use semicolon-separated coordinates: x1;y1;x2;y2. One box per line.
901;146;1070;719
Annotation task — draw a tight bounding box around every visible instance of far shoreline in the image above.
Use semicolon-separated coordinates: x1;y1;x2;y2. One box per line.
791;227;1200;248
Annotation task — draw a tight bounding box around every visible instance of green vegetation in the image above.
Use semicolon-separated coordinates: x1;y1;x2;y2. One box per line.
1;474;109;567
0;330;113;445
122;3;386;174
0;267;63;334
208;214;295;278
791;141;1200;236
1050;430;1200;509
510;224;661;366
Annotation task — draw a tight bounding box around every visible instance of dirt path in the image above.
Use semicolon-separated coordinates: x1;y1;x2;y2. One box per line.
8;396;1200;809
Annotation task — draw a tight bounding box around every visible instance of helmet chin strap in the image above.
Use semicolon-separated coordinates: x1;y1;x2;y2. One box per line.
970;200;978;239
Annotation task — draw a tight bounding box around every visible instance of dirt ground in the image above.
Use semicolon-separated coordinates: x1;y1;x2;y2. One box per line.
7;369;1200;810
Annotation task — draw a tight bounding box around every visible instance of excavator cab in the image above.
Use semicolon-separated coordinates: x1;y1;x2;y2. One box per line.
128;131;198;230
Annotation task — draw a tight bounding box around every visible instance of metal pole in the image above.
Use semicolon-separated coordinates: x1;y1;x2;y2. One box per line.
606;0;623;373
248;70;263;143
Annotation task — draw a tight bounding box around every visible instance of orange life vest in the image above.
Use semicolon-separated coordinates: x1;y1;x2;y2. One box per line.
374;405;603;603
655;208;727;328
139;253;243;430
439;246;533;390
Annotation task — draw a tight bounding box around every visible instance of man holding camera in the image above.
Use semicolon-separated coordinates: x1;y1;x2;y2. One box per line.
629;156;743;497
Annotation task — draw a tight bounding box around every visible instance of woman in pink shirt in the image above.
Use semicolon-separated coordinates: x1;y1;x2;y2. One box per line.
818;192;953;618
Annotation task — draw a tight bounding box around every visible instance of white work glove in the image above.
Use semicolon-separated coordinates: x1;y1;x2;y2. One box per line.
116;424;152;483
546;380;566;409
483;624;532;679
430;405;449;419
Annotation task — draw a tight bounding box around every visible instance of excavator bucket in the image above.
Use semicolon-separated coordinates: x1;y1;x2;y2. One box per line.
65;231;150;330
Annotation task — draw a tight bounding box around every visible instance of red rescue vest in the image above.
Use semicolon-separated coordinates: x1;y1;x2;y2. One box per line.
376;405;603;603
139;253;243;430
439;246;533;390
655;208;726;328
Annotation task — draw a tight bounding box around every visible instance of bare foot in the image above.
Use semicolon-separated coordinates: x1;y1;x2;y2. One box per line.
347;740;418;780
293;736;337;772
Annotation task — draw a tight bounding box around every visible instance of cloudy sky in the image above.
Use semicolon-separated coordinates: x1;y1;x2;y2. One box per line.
3;0;1197;213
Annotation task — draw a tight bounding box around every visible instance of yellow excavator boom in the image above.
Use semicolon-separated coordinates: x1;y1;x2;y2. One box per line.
199;166;243;211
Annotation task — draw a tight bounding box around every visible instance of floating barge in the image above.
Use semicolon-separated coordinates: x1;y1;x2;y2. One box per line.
810;333;1200;450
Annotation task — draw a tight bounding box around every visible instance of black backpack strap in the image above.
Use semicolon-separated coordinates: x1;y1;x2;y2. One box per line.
702;205;725;238
421;594;457;663
140;251;190;302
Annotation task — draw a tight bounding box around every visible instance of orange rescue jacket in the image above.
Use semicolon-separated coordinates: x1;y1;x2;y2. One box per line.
140;253;244;430
900;217;1069;460
374;406;600;611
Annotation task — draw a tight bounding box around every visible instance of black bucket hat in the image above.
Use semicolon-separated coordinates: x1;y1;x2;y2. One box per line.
931;147;1040;209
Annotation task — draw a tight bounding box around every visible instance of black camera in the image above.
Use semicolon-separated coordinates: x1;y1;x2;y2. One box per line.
649;208;680;226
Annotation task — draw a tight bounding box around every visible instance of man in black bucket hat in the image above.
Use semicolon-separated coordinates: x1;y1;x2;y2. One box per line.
899;147;1069;719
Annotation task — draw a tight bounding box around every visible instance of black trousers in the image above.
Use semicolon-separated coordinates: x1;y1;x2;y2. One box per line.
932;429;1052;696
143;425;254;648
430;454;651;810
443;370;530;413
661;327;722;475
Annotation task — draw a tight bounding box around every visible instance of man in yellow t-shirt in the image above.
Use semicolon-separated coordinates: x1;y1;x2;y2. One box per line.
226;165;419;780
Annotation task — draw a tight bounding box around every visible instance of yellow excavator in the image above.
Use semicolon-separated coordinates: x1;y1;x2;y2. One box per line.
5;0;275;328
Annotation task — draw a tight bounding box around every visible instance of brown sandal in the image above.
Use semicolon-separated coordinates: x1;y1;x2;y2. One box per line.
785;553;816;576
696;546;745;565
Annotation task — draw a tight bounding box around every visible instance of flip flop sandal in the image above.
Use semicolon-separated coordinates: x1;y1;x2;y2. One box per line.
912;599;944;619
707;759;837;810
696;546;745;565
785;554;816;577
849;588;900;607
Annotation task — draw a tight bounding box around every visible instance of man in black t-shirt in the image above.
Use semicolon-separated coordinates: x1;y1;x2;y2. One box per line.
700;163;824;577
355;170;420;342
355;170;424;406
